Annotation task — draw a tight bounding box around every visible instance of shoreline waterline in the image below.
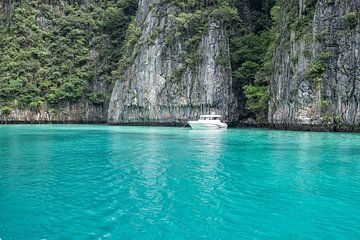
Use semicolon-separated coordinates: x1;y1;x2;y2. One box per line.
1;121;360;133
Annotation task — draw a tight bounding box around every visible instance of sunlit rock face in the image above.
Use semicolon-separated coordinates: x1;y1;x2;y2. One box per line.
108;0;237;125
269;0;360;130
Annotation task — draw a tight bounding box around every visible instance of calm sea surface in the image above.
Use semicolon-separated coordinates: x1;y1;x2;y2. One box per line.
1;125;360;240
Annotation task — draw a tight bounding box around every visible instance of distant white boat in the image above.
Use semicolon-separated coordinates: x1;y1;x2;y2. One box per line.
188;114;227;130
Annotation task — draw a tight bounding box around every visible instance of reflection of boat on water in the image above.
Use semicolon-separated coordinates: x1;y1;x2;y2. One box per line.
187;115;227;130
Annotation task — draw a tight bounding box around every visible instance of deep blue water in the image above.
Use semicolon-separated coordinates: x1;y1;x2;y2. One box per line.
1;125;360;240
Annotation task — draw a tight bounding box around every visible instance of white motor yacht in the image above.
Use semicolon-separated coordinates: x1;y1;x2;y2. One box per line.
187;114;227;129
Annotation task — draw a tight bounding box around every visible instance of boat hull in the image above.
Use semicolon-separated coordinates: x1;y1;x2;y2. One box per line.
188;121;227;130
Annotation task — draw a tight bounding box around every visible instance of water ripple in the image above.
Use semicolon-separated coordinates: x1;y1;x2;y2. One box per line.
1;125;360;239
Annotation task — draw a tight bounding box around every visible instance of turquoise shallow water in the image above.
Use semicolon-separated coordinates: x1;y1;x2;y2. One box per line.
1;125;360;240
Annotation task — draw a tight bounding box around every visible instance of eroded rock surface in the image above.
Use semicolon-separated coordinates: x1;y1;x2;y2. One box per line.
108;0;237;125
269;0;360;130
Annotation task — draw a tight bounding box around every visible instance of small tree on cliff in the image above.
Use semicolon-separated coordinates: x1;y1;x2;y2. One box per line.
0;106;12;124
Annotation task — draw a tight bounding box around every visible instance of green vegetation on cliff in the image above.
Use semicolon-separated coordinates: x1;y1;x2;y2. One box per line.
0;0;136;111
229;0;277;121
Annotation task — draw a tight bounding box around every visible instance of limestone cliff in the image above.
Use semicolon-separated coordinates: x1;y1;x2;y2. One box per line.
269;0;360;131
0;1;133;123
0;102;106;124
108;0;237;125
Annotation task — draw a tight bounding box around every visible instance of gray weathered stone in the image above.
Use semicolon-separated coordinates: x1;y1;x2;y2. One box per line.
269;0;360;129
108;0;237;125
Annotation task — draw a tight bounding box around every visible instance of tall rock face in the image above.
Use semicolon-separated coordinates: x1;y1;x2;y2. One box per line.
269;0;360;130
108;0;237;125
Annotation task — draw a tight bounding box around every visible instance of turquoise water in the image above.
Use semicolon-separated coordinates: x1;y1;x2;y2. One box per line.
1;125;360;240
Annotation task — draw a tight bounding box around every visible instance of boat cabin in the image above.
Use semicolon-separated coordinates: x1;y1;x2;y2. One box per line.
199;115;222;121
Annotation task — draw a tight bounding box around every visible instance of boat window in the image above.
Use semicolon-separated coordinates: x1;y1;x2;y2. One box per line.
199;116;221;120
